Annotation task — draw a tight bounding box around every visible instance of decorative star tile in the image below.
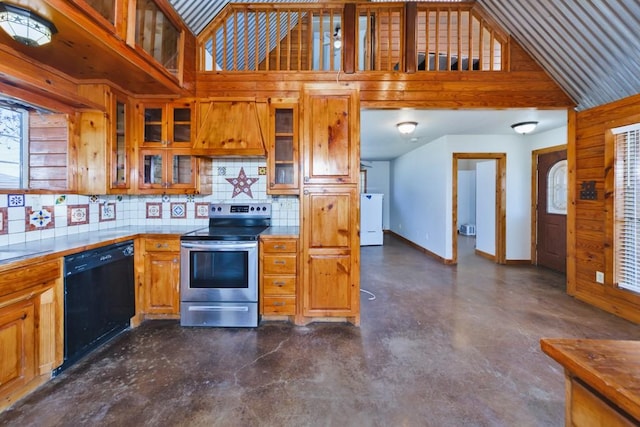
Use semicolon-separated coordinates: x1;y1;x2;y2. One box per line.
226;167;258;198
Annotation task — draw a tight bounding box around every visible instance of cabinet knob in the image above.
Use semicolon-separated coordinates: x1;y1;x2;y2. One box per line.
156;243;168;248
270;182;275;187
304;176;309;182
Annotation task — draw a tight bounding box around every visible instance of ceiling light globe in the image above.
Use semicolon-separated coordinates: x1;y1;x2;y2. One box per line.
396;121;417;135
511;121;538;135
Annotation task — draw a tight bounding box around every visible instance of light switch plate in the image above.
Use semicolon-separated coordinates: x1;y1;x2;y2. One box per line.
595;271;605;284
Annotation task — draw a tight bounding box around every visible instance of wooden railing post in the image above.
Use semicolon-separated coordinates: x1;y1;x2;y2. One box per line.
404;2;417;73
343;3;356;74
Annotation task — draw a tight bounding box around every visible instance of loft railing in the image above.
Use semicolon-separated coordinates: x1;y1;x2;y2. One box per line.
197;2;507;73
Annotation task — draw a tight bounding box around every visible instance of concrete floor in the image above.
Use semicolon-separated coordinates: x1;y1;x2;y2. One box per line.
2;235;639;426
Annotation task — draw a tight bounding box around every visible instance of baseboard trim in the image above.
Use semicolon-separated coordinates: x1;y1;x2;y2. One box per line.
386;231;453;264
475;249;495;261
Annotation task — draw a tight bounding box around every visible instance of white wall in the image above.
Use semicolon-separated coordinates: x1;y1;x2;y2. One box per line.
457;170;476;227
390;128;566;261
362;160;391;230
391;136;450;257
475;160;496;255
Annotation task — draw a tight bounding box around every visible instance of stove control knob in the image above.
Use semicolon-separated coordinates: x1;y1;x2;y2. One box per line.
262;206;267;211
217;207;222;212
250;207;255;211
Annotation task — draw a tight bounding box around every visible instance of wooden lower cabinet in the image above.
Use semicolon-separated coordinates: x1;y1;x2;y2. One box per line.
142;237;181;318
569;377;637;427
260;237;298;318
0;298;36;401
0;258;62;411
301;186;360;324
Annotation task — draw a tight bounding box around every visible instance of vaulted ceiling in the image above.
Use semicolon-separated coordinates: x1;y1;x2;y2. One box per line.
168;0;640;112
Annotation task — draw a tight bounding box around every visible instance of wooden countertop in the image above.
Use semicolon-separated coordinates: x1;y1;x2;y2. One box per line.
540;338;640;421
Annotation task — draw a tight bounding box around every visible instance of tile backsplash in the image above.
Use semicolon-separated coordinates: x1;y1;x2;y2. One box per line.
0;159;299;246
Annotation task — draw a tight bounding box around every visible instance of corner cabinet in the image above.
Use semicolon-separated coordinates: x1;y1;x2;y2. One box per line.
77;84;133;194
142;237;181;318
300;84;361;325
137;101;202;194
267;100;299;195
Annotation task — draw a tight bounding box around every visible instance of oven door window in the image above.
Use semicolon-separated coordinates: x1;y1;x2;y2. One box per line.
190;251;249;289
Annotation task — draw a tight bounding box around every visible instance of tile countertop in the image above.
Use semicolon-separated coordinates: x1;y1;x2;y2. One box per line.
0;226;300;267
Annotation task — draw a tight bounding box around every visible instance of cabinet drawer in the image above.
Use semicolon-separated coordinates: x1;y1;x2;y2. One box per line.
263;276;296;296
263;296;296;315
144;238;180;252
262;239;297;253
263;254;296;274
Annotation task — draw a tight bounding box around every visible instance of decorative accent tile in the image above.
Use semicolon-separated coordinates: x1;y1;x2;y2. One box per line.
195;203;210;219
116;195;123;202
0;207;7;235
218;166;227;176
226;167;258;198
67;204;90;226
8;194;24;207
55;195;67;205
89;195;100;203
171;202;186;219
26;206;55;230
186;194;195;203
146;202;162;219
162;194;170;203
100;203;116;222
258;166;267;175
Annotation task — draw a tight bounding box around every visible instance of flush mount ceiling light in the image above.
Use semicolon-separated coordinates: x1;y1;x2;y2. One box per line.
511;121;538;135
396;121;418;135
0;3;57;47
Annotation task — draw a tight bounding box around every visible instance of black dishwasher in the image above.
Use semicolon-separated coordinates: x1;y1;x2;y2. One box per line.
55;240;135;375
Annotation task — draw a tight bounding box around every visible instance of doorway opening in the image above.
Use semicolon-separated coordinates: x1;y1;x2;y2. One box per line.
452;153;507;265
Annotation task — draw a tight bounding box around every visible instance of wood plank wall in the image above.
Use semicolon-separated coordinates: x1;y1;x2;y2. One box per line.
28;113;69;191
570;92;640;323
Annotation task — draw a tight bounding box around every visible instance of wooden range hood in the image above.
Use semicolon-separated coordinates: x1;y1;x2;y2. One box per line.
193;99;267;157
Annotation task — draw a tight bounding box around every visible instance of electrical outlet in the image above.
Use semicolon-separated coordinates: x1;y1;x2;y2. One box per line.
595;271;605;284
425;233;429;240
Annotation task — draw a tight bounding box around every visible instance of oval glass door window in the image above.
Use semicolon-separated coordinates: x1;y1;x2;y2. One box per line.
547;160;567;214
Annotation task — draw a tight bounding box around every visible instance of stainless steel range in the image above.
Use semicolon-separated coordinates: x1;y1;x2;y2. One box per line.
180;202;271;327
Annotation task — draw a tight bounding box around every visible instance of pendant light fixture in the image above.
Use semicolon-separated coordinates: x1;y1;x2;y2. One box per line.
0;3;57;47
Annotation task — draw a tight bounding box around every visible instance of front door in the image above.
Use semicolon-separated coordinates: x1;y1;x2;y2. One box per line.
536;150;567;272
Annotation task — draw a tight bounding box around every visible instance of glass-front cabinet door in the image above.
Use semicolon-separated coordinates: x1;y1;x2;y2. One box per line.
139;149;197;192
170;152;197;188
110;99;129;189
267;101;299;195
141;103;193;147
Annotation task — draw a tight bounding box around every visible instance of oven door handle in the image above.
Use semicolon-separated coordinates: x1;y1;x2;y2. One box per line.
180;242;257;250
188;306;249;312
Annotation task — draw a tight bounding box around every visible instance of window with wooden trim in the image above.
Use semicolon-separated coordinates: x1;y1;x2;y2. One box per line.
613;123;640;294
0;104;27;189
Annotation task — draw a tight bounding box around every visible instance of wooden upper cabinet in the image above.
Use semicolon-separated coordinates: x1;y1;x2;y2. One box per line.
193;99;268;157
141;101;193;147
267;99;299;195
301;84;360;186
